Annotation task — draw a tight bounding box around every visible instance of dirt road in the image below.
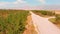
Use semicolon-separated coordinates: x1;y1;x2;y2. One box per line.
30;11;60;34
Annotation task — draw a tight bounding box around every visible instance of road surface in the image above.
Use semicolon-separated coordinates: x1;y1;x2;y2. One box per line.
30;11;60;34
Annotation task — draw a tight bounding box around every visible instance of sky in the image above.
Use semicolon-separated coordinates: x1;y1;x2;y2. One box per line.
0;0;60;10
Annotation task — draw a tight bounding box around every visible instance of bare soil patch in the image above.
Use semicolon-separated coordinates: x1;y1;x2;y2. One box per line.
23;15;38;34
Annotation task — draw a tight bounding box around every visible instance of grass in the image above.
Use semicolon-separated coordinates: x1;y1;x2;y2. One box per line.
49;14;60;28
49;18;56;24
32;10;55;17
32;10;60;28
49;18;60;28
0;10;29;34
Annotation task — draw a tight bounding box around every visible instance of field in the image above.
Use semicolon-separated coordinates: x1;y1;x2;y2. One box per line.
0;10;29;34
0;10;60;34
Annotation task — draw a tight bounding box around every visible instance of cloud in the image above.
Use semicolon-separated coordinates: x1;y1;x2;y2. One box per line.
0;0;27;6
13;0;26;4
38;0;45;4
0;0;29;9
0;2;10;6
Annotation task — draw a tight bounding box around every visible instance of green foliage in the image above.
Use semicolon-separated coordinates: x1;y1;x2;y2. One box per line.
0;10;29;34
32;10;55;16
55;14;60;24
49;18;56;24
39;10;47;15
49;14;60;24
0;16;7;34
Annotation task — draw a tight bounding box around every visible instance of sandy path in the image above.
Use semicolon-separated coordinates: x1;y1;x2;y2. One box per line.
30;11;60;34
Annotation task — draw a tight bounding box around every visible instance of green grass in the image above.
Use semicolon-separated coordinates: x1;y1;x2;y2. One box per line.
49;18;60;28
32;10;55;17
49;14;60;24
0;10;29;34
49;18;56;24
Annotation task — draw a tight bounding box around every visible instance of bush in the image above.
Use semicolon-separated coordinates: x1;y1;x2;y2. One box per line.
39;10;47;15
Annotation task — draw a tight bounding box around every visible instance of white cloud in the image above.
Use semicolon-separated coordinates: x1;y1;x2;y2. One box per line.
0;2;10;5
13;0;26;4
0;0;26;6
38;0;45;4
0;0;28;9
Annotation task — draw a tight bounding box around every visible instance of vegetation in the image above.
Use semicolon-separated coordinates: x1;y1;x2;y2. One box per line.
49;14;60;24
55;14;60;24
32;10;55;17
49;18;56;24
32;10;60;26
0;10;29;34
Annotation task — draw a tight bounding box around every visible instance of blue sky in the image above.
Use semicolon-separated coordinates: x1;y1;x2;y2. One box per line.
0;0;60;9
46;0;60;5
0;0;59;5
0;0;16;2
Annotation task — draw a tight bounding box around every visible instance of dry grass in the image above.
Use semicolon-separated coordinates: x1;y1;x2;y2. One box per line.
23;15;38;34
49;10;60;14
